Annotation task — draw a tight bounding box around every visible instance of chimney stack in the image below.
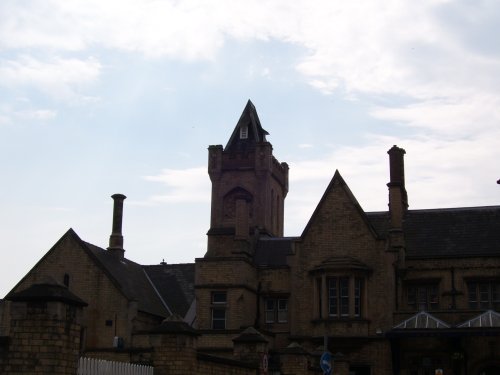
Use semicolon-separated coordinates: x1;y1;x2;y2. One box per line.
108;193;126;258
387;146;408;229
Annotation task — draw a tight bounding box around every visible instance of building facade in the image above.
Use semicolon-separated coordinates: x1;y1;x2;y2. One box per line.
1;100;499;374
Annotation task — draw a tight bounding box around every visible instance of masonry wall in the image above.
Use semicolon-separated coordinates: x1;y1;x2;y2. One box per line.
2;300;83;375
291;177;396;338
399;256;500;324
196;257;258;332
10;232;134;349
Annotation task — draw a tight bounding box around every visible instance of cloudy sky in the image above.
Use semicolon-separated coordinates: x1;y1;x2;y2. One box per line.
1;0;499;297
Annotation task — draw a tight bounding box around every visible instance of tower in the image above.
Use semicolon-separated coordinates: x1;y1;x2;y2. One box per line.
206;100;289;257
195;101;289;334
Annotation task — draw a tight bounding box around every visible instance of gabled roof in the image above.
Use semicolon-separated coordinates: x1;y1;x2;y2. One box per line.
457;310;500;328
393;311;450;329
301;170;380;240
225;100;269;151
83;241;169;317
143;263;195;318
6;229;169;318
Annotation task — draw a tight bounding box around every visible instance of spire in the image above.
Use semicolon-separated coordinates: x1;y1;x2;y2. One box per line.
225;100;269;152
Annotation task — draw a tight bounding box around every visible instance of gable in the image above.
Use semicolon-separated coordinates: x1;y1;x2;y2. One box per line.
7;229;168;318
301;170;380;244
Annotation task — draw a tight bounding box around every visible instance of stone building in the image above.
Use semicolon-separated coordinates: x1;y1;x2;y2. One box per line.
1;100;500;374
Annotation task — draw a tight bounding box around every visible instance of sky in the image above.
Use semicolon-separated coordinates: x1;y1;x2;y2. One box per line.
1;0;500;297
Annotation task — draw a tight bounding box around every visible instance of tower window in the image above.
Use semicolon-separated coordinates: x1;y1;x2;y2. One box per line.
211;291;227;329
240;124;248;139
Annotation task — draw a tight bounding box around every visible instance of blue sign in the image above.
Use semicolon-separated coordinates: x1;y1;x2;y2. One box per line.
320;352;332;375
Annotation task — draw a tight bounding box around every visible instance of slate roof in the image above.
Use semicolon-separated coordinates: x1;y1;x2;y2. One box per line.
225;99;269;152
254;237;295;267
366;206;500;259
403;206;500;258
83;241;169;318
143;263;195;318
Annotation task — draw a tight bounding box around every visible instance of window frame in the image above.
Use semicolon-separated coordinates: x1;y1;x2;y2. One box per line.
240;124;248;139
211;291;227;330
467;281;500;310
323;275;365;319
264;297;288;324
406;283;439;311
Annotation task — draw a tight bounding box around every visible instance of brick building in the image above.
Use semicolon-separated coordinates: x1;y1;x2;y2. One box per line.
1;100;500;374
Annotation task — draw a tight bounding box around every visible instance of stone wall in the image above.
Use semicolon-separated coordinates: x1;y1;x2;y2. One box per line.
2;300;83;374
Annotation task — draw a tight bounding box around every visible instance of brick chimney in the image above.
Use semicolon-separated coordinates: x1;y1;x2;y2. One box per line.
108;193;126;258
387;146;408;229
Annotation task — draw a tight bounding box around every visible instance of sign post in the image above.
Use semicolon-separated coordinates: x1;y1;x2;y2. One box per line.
320;351;333;375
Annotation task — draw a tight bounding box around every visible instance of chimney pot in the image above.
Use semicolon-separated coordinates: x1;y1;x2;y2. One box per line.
388;145;406;185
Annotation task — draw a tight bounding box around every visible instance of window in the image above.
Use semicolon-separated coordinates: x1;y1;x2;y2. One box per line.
240;124;248;139
211;291;227;329
324;276;364;318
265;298;288;323
467;281;500;310
407;284;439;311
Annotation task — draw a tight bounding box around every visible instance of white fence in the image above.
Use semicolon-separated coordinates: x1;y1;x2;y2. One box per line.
78;357;154;375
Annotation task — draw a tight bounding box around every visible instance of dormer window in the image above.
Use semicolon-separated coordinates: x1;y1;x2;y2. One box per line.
240;124;248;139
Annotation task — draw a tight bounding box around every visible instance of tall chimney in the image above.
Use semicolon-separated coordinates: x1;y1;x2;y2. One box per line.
108;193;126;258
387;146;408;229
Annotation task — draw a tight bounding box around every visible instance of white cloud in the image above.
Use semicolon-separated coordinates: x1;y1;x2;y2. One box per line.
0;55;101;101
143;167;209;203
17;109;58;121
298;143;313;149
284;130;500;237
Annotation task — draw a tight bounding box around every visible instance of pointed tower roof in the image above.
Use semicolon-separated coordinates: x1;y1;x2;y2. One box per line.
225;100;269;151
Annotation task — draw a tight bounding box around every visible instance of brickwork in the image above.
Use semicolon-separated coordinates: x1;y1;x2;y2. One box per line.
197;353;257;375
151;333;198;375
2;300;83;374
9;231;135;349
291;175;396;340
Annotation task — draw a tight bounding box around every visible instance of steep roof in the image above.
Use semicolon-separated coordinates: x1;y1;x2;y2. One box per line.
225;100;269;151
143;263;195;318
6;228;170;318
82;241;169;317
